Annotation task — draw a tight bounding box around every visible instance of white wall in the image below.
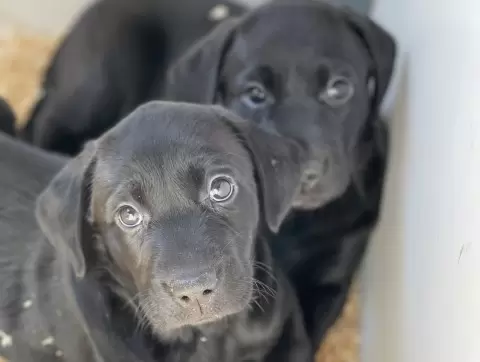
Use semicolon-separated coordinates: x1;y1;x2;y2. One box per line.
363;0;480;361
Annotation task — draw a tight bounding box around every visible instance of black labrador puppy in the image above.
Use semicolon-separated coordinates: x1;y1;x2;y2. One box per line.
164;0;396;347
0;102;312;362
0;96;15;136
18;0;246;154
15;0;395;348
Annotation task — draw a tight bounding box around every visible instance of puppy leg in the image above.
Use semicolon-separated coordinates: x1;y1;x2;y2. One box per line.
296;230;370;347
263;301;314;362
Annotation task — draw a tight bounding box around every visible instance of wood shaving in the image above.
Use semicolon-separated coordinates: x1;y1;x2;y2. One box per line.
41;336;55;346
0;330;12;348
22;299;33;309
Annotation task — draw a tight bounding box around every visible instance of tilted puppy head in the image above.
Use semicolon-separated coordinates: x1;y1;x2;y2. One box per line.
166;1;396;209
36;101;305;338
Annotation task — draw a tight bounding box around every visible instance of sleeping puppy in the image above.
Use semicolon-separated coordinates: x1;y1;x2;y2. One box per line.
18;0;246;155
164;0;396;347
0;102;312;362
0;96;15;136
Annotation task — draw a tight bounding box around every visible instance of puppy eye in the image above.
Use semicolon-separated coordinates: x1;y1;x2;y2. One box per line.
209;176;236;203
116;205;143;228
320;76;354;107
241;82;270;108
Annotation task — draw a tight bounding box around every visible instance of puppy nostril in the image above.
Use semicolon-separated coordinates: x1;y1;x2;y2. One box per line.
180;295;191;303
306;173;318;182
169;270;218;303
303;171;320;189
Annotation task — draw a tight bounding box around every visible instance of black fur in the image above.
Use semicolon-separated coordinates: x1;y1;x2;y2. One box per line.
18;0;246;155
164;1;395;347
0;102;312;361
15;0;396;349
0;96;15;136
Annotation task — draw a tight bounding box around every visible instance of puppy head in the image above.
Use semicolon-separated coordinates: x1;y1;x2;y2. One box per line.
166;1;396;209
36;101;305;337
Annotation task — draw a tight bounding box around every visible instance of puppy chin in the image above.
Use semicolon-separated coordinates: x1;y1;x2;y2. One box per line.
176;291;253;327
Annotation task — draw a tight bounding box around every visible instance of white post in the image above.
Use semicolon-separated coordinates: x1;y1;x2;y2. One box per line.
362;0;480;361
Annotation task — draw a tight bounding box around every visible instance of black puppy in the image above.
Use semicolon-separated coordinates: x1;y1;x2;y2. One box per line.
0;102;312;362
0;96;15;136
18;0;246;155
164;0;396;347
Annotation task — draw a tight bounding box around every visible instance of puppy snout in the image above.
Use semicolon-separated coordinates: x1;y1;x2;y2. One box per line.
303;170;321;189
301;157;331;189
167;270;218;305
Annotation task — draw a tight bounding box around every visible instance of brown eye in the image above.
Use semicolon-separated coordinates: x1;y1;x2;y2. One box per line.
320;76;354;107
116;205;142;228
209;176;235;202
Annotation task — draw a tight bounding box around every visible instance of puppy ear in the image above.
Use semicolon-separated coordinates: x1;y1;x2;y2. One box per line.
248;129;306;233
225;114;306;233
165;18;239;103
35;141;97;278
343;9;396;109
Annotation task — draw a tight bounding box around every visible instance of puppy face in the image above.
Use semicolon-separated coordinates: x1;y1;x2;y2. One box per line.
36;101;305;338
166;2;396;210
220;9;373;209
93;109;258;334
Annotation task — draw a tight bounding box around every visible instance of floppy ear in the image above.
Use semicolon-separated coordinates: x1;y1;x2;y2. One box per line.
164;18;239;103
343;9;396;110
224;114;306;233
35;141;97;278
247;128;306;233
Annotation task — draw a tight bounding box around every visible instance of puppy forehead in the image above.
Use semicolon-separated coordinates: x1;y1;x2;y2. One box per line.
234;6;369;70
95;104;253;191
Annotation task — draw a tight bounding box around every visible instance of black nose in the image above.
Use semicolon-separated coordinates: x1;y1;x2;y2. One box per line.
302;170;321;191
301;157;331;190
167;271;218;304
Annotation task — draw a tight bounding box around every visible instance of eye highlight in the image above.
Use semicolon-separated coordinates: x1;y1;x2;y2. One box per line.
116;204;143;228
319;76;354;107
241;81;270;108
209;176;236;203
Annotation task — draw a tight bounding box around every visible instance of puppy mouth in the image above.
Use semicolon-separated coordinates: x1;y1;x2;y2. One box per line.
184;309;223;325
294;190;328;210
172;301;241;329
